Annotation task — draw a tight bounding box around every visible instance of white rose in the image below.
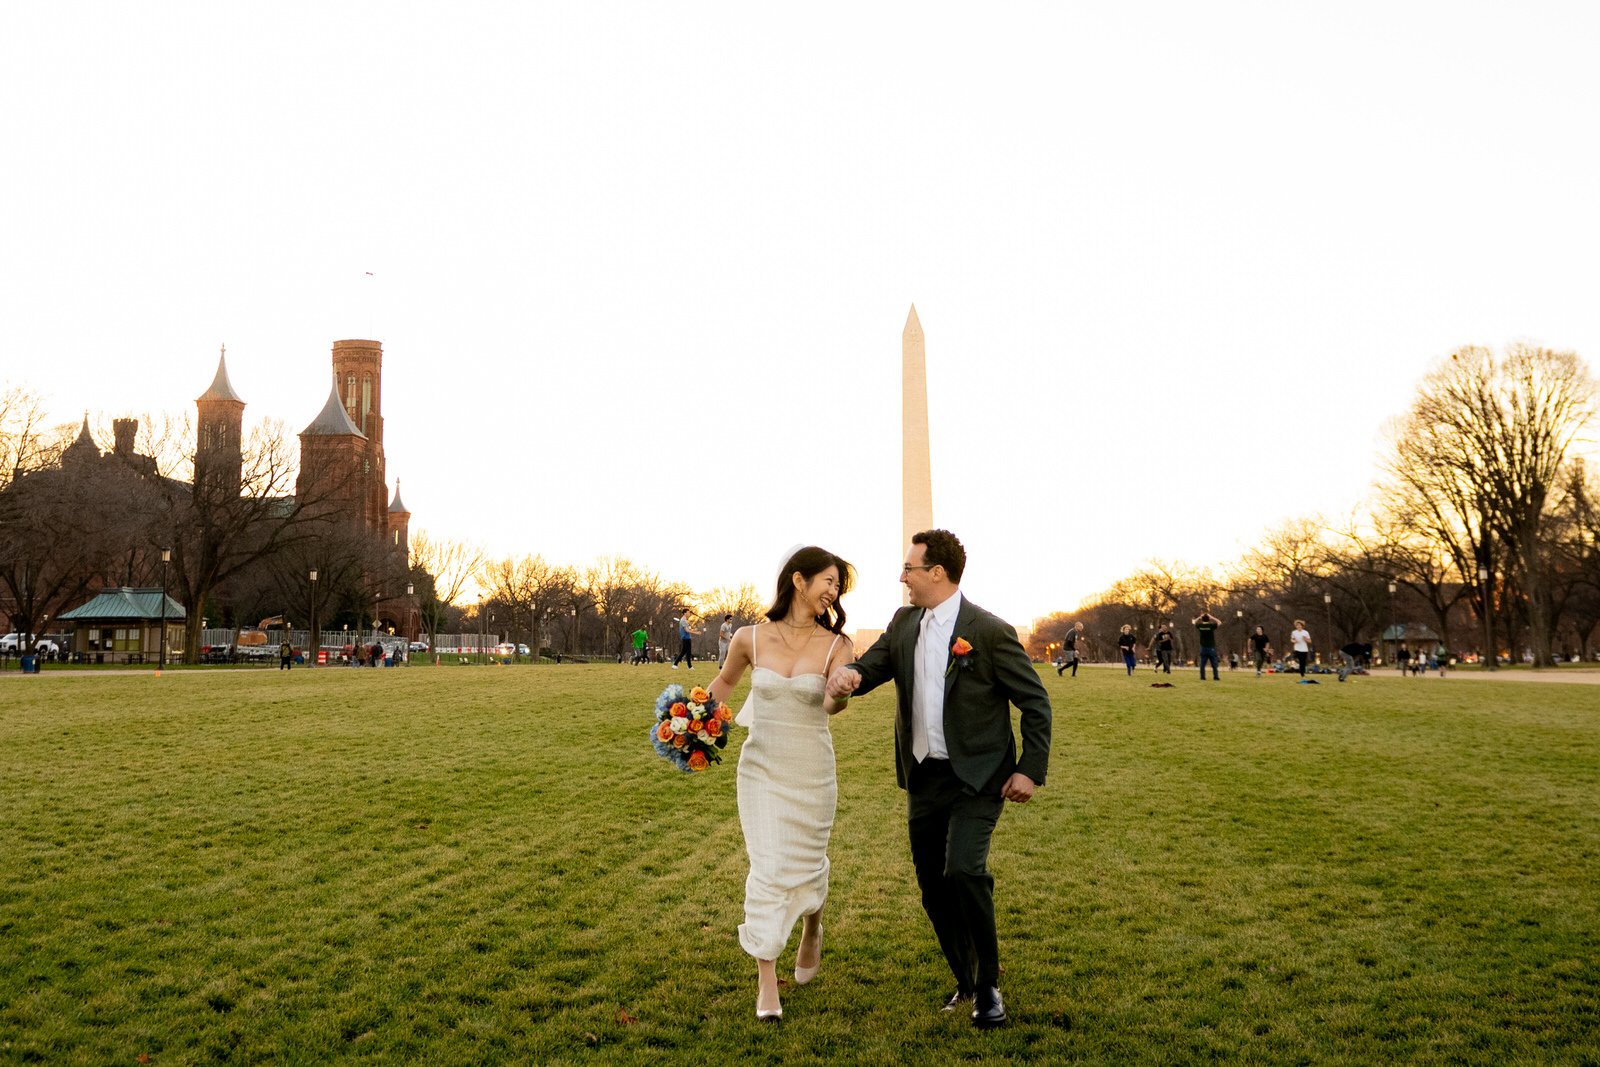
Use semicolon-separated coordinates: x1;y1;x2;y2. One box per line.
670;716;689;735
697;730;712;743
686;701;704;716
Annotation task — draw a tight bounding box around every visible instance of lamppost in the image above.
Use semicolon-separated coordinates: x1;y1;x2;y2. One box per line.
1478;566;1496;670
309;569;319;666
406;582;414;646
571;605;579;657
1322;593;1333;666
1235;608;1244;662
159;548;171;674
1386;581;1396;665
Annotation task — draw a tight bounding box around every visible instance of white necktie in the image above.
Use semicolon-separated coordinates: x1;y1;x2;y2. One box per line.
912;612;931;761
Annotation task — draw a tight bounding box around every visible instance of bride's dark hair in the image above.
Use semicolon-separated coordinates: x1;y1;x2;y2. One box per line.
765;545;854;635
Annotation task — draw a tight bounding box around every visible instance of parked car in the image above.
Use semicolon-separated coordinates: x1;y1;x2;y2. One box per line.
517;643;530;656
408;640;429;653
2;633;58;654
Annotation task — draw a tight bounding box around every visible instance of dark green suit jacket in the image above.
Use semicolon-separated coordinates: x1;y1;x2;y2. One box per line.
850;594;1052;795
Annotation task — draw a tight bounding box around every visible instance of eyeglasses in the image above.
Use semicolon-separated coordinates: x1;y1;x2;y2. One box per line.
900;564;935;574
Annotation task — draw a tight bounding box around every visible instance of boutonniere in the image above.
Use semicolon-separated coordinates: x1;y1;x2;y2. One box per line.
946;636;973;677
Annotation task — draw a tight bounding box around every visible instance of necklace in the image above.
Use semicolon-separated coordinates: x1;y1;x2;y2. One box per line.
774;617;820;653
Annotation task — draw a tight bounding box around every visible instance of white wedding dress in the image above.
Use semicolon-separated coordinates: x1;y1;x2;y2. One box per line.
735;629;841;960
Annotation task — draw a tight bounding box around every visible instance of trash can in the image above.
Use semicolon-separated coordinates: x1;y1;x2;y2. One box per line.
20;655;37;674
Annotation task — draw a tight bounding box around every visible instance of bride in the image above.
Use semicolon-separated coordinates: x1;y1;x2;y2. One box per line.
707;545;856;1021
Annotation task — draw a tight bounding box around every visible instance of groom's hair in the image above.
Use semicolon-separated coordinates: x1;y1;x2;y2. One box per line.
912;529;966;584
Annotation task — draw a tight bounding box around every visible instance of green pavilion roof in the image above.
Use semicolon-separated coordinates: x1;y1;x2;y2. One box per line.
58;588;187;622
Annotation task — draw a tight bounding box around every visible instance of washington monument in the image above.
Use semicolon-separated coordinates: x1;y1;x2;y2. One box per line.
903;304;933;598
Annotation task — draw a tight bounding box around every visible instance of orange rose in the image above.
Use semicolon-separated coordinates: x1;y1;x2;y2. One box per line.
687;751;709;771
690;719;704;733
951;637;973;657
689;687;711;704
655;721;674;742
715;706;733;722
670;702;688;717
672;734;687;748
706;718;723;738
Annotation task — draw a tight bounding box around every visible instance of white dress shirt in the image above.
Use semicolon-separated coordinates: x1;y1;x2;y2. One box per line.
911;593;963;761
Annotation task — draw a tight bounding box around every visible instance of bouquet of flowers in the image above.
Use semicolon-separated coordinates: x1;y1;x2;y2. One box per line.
650;684;735;772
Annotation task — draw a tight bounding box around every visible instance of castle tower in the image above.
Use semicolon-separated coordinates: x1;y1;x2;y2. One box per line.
902;305;934;591
112;418;139;458
382;478;419;641
62;413;99;467
296;375;368;525
387;479;411;559
195;346;245;499
330;339;386;530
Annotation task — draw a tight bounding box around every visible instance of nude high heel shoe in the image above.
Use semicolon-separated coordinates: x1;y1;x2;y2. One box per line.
794;923;822;985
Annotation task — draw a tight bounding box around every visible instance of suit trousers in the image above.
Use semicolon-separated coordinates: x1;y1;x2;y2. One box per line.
907;757;1005;989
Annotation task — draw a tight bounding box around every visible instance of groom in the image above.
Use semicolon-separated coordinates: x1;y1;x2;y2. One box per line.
827;529;1052;1028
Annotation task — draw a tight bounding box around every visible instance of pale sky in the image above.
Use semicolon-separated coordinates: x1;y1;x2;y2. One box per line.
4;2;1599;630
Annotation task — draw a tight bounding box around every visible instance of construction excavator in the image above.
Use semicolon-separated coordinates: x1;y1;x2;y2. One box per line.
235;615;286;647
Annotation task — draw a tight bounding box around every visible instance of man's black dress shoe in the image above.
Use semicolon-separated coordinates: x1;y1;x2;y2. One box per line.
941;989;974;1012
971;986;1008;1028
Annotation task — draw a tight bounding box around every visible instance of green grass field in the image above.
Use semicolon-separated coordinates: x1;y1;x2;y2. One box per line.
2;664;1596;1065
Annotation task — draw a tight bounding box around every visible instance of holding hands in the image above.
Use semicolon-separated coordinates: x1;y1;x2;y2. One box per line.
825;665;862;701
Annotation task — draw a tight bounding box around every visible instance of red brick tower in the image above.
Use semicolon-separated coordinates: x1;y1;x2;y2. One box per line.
387;479;411;560
330;339;386;531
195;346;245;499
296;376;367;522
382;479;418;639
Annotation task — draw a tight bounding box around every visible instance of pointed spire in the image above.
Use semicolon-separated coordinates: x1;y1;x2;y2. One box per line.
197;345;244;404
301;375;365;437
388;478;409;514
63;412;100;463
903;303;922;341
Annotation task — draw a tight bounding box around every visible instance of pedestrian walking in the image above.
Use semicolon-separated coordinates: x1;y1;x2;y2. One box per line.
1152;623;1175;674
671;613;701;669
1249;626;1272;676
1117;624;1138;676
1290;619;1312;676
1056;622;1084;677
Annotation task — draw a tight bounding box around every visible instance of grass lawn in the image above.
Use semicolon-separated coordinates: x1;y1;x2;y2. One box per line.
1;664;1597;1064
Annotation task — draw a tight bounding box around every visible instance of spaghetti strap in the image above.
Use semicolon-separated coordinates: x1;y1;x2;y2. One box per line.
823;633;842;675
751;622;759;669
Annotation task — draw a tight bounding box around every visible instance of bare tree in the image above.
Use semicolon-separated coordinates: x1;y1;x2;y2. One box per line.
481;554;575;659
409;530;485;649
0;384;55;492
700;583;767;626
0;440;165;651
1331;510;1473;655
1393;345;1596;666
